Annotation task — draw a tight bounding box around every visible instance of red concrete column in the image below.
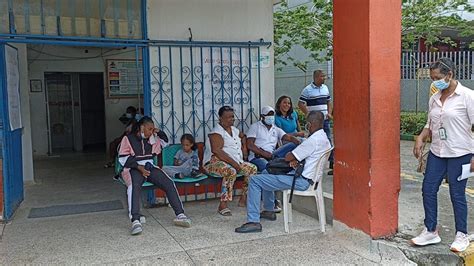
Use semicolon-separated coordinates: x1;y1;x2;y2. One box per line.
333;0;401;238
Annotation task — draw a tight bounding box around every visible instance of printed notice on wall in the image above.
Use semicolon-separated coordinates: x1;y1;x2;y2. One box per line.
107;60;143;98
5;45;22;131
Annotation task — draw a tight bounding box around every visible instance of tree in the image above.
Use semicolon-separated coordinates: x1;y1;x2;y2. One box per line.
402;0;474;50
273;0;332;70
274;0;474;69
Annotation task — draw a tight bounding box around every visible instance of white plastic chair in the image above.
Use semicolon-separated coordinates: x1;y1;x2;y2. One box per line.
282;147;333;233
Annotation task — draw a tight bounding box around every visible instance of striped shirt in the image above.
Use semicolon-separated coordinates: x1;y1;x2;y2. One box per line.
299;82;331;116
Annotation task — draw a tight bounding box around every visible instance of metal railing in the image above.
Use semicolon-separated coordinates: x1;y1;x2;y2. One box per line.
401;51;474;80
150;42;267;144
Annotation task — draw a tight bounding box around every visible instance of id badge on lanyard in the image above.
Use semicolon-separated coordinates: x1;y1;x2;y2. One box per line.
439;127;447;140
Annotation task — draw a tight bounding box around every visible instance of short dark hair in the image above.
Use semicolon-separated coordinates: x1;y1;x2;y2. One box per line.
126;106;137;113
218;106;234;117
313;70;324;77
430;57;456;78
307;111;324;126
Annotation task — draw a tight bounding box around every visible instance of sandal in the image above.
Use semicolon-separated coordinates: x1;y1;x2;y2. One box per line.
218;207;232;216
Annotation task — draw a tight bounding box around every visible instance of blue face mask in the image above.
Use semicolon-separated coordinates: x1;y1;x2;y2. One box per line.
432;78;450;91
264;116;275;125
125;113;133;119
135;114;143;121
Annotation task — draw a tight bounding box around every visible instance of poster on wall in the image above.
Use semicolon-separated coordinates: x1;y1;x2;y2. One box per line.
107;59;143;98
5;45;22;131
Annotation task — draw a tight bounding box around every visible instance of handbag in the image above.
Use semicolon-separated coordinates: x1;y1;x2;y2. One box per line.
416;142;429;174
265;158;293;175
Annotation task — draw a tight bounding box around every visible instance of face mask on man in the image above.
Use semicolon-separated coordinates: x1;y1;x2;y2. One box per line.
125;113;133;119
264;116;275;125
432;77;450;91
135;114;143;121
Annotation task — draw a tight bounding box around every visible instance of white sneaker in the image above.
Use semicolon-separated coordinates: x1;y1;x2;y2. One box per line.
410;228;441;246
131;220;142;235
450;232;470;252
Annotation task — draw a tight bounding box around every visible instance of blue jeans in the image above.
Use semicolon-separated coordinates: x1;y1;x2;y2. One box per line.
323;120;334;163
423;152;472;233
250;142;297;172
247;171;311;223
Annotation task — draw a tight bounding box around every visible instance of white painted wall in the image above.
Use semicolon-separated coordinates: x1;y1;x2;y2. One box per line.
10;44;34;182
147;0;275;107
28;45;142;156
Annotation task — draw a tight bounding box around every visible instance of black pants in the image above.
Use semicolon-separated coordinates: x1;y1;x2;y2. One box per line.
130;167;184;222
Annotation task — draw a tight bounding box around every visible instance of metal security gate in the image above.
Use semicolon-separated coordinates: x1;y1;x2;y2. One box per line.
0;44;23;220
149;42;265;143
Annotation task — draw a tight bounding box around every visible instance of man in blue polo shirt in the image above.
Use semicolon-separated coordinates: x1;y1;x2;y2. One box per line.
298;70;334;175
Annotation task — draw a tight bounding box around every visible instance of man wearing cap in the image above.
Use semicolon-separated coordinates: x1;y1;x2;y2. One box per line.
246;106;301;172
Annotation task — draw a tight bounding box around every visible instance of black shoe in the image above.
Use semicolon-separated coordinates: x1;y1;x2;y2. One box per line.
327;170;333;175
260;211;277;221
235;222;262;233
191;169;200;177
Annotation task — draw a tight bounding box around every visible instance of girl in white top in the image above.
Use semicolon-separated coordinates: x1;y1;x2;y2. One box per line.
203;106;257;216
411;58;474;252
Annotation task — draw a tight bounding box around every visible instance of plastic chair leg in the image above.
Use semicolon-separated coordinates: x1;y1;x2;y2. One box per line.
283;190;289;233
316;190;326;233
288;201;293;223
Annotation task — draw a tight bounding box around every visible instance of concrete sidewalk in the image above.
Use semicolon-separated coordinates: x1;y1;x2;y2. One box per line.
0;141;472;264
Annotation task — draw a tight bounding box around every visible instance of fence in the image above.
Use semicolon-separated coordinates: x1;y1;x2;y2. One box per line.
149;42;266;144
401;51;474;80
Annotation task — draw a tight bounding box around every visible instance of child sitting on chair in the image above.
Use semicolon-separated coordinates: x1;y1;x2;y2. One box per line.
163;134;201;179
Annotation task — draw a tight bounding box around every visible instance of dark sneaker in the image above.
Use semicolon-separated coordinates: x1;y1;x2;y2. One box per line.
191;169;201;177
235;222;262;233
131;220;142;235
260;211;277;221
327;170;333;175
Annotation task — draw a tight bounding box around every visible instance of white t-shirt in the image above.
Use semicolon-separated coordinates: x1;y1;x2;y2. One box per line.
291;129;331;183
203;124;244;165
246;121;286;161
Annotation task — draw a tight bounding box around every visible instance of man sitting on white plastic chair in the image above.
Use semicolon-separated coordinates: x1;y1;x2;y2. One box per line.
235;111;331;233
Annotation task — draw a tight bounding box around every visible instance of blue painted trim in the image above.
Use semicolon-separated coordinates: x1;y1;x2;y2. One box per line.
200;47;205;141
0;34;272;48
257;46;262;117
142;47;151;115
219;47;224;105
158;46;164;131
179;46;185;136
0;38;144;48
239;47;244;131
210;47;215;128
189;47;196;137
168;46;175;137
248;46;253;124
141;0;147;40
